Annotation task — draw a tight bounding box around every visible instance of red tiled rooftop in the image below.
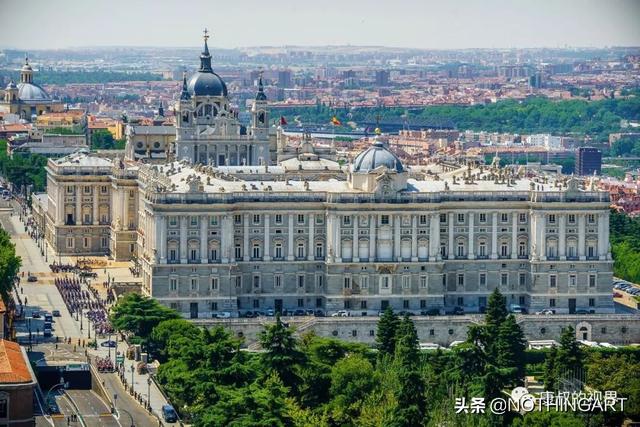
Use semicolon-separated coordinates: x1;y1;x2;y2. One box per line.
0;340;34;384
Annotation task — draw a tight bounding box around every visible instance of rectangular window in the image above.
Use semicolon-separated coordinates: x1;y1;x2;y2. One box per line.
297;214;304;224
66;237;74;248
479;273;486;287
275;214;283;224
403;300;409;309
211;277;218;291
587;214;595;224
519;213;527;223
420;276;427;289
402;276;410;289
501;273;508;286
169;217;177;226
361;275;369;289
569;274;577;287
298;298;304;308
253;214;260;224
457;213;465;223
234;215;242;225
479;213;487;223
519;273;526;286
420;300;426;309
343;216;351;226
316;275;324;288
549;275;557;288
274;275;282;288
170;278;177;291
548;214;556;224
84;186;91;194
501;213;508;222
253;299;260;309
419;215;427;225
235;276;242;287
298;275;305;288
210;216;218;226
457;273;464;286
589;298;595;307
343;276;351;289
381;215;389;225
549;298;556;308
191;278;198;291
101;185;107;194
440;213;447;223
211;302;218;312
457;296;464;306
589;274;596;287
360;300;367;309
235;245;242;259
316;298;323;308
381;276;391;289
253;275;261;288
568;214;576;224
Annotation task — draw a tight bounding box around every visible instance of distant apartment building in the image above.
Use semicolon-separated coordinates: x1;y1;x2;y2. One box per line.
375;70;390;86
278;70;293;89
525;134;562;150
576;147;602;176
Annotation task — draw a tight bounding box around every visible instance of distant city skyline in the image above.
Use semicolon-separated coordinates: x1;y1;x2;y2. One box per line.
1;0;640;50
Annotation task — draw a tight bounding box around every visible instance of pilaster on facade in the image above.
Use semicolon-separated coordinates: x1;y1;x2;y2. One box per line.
490;212;498;260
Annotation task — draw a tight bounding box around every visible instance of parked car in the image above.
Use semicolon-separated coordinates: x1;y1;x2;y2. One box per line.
452;306;465;315
43;328;52;338
574;309;590;315
242;311;256;318
293;309;305;316
31;311;41;319
331;310;349;317
420;308;441;316
52;310;61;317
305;309;315;316
509;304;526;314
536;309;555;315
44;313;53;323
265;308;275;316
314;310;325;317
162;404;178;423
100;340;117;348
216;312;231;318
27;275;38;282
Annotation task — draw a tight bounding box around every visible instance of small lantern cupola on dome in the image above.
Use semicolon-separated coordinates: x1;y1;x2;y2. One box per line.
255;70;267;101
199;28;213;72
21;53;33;84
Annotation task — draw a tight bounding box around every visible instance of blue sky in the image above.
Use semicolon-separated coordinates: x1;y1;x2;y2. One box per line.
1;0;639;49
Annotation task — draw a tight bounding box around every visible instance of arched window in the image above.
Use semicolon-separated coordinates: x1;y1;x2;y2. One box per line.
518;239;527;257
274;242;283;259
297;241;306;259
457;240;465;257
478;239;487;257
209;241;220;262
546;238;558;258
567;238;578;259
188;240;199;262
500;240;509;257
252;242;262;259
315;241;324;259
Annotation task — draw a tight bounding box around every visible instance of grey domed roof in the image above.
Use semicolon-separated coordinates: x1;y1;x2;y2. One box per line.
17;82;50;101
352;140;404;173
187;71;227;97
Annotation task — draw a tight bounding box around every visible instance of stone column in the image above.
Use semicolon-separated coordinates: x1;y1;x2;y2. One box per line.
429;213;439;261
468;212;475;260
491;212;498;259
159;216;167;263
578;214;586;260
75;185;81;225
411;215;418;262
394;215;402;261
511;212;518;259
243;214;250;261
352;215;359;262
335;214;342;262
92;187;99;225
558;214;566;260
537;212;546;261
221;215;232;263
369;214;376;261
288;214;294;260
123;190;129;230
200;216;208;263
448;212;454;260
155;215;162;263
179;216;187;264
604;211;611;260
598;212;606;260
264;214;271;261
308;214;315;261
327;213;335;262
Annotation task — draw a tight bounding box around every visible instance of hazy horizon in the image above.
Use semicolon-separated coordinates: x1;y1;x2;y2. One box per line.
1;0;639;50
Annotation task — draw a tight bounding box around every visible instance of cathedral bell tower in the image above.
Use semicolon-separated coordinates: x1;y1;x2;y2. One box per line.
251;71;269;140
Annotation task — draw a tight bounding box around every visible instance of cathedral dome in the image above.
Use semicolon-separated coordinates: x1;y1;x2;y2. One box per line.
187;71;227;97
352;139;404;173
17;82;50;101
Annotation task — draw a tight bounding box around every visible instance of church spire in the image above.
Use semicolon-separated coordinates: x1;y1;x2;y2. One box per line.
180;71;190;100
199;28;213;72
158;100;164;117
255;70;267;101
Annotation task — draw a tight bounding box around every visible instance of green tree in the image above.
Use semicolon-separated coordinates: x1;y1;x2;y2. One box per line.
91;129;115;149
259;314;305;391
109;293;180;340
376;306;400;358
0;228;21;297
544;345;558;392
149;318;202;362
494;314;527;386
555;326;583;381
328;354;378;424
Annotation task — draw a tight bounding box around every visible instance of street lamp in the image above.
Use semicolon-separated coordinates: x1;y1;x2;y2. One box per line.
147;376;151;409
45;376;68;412
130;365;135;393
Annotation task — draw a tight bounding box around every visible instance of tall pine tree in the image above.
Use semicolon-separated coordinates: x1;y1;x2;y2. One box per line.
494;314;527;387
376;307;399;359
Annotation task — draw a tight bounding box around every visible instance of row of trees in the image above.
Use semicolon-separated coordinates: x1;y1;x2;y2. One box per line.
0;228;21;298
91;129;125;150
277;95;640;142
109;290;640;426
0;140;48;193
609;210;640;284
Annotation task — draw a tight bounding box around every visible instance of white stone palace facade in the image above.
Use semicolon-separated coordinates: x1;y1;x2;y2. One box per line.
36;34;615;318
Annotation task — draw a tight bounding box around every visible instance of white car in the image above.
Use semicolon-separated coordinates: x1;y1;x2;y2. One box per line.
535;309;555;315
215;311;231;318
331;310;349;317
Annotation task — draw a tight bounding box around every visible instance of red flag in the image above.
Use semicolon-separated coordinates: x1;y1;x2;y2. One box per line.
280;116;288;125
